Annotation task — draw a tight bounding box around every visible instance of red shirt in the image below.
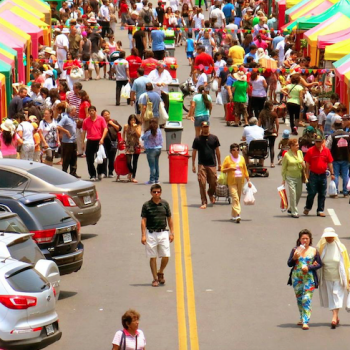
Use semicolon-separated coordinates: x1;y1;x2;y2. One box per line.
82;116;107;140
304;145;333;174
119;2;128;14
126;55;142;79
63;59;82;75
79;101;91;120
194;53;214;74
59;91;66;101
141;58;159;76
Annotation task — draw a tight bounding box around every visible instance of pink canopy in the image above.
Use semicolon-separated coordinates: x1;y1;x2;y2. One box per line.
278;0;286;30
304;12;344;40
335;61;350;102
0;10;43;58
289;0;333;21
318;29;350;49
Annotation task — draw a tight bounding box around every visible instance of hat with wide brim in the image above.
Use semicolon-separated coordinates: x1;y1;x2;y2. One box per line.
233;71;247;81
62;28;70;34
44;47;54;54
322;227;338;238
1;119;16;133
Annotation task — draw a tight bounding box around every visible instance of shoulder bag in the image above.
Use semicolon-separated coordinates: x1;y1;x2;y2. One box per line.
144;95;154;121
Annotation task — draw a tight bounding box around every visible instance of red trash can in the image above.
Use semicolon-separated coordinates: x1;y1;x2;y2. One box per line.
168;144;189;184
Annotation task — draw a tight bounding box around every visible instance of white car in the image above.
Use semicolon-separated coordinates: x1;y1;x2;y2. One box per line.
0;232;60;300
0;258;61;349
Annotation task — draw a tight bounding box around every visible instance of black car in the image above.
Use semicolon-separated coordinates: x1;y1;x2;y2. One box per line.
0;191;84;275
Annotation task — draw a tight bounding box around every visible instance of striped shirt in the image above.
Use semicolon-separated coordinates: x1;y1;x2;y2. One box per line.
112;329;146;350
141;199;171;230
66;91;81;111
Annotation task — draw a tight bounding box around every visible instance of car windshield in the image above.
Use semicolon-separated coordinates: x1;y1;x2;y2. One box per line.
6;267;49;292
28;166;79;185
0;217;28;233
8;238;45;264
26;201;72;227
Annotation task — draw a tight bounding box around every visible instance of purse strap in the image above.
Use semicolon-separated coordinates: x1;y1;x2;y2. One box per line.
119;330;126;350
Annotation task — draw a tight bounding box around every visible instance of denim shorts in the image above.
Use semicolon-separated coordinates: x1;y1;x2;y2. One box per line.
186;51;194;59
194;115;209;127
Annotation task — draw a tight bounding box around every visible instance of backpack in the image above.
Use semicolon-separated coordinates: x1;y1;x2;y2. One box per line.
143;9;151;24
144;94;154;121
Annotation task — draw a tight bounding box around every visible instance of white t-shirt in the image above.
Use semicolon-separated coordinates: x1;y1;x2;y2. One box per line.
195;72;207;92
210;8;225;28
193;14;204;29
214;59;226;77
136;2;143;12
17;121;34;144
242;125;264;145
225;23;238;41
276;40;285;65
39;119;58;149
251;76;267;97
54;34;69;50
112;330;146;350
43;78;56;91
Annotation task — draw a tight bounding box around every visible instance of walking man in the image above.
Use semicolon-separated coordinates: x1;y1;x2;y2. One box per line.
141;184;174;287
304;135;334;217
82;106;108;181
192;121;221;209
57;105;80;178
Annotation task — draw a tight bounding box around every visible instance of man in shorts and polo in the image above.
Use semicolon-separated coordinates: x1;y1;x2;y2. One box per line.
141;184;174;287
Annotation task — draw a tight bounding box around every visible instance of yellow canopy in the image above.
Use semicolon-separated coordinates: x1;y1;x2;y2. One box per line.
10;7;50;45
0;0;45;22
24;0;51;25
325;38;350;61
0;19;31;82
286;0;303;9
290;0;338;21
305;14;350;66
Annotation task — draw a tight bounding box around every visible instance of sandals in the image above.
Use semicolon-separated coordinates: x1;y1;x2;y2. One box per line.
157;272;165;284
302;324;309;330
152;280;159;287
297;320;303;326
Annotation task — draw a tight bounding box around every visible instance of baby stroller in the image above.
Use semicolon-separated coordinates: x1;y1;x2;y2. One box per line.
241;140;269;177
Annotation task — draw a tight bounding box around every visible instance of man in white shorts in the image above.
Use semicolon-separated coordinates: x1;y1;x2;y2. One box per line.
141;184;174;287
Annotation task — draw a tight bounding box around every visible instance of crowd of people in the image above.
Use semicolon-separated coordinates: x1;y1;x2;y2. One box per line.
0;0;350;344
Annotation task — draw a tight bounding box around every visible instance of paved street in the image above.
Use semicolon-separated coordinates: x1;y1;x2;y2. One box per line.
47;18;350;350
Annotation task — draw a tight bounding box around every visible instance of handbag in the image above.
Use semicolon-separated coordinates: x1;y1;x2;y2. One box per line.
134;144;141;154
97;49;105;62
158;101;169;124
117;132;126;151
110;141;118;150
70;68;84;79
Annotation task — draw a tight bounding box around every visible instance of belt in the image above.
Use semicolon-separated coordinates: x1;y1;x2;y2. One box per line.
148;228;167;233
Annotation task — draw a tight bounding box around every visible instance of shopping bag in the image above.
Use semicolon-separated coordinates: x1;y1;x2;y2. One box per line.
121;83;131;99
277;185;288;212
70;68;84;79
158;101;169;124
94;144;106;165
88;59;94;70
243;188;255;205
242;182;257;195
117;132;126;150
216;92;223;105
211;78;219;92
347;178;350;191
328;180;337;197
275;80;281;93
346;292;350;312
217;172;227;185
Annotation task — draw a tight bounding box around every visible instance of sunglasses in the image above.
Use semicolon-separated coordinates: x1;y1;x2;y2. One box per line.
152;191;161;194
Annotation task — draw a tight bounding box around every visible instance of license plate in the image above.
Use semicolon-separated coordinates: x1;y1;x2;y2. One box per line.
63;233;72;243
45;324;54;336
83;195;92;205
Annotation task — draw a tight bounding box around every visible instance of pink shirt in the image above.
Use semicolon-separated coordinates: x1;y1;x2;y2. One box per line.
254;39;268;50
0;133;19;157
231;154;243;177
82;116;107;140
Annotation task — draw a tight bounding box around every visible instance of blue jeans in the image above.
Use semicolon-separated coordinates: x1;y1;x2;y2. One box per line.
146;148;161;182
333;160;349;195
305;172;327;213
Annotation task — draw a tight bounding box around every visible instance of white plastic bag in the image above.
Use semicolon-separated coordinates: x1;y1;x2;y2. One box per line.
88;59;94;70
211;78;219;92
158;101;169;124
243;188;256;205
347;178;350;191
216;92;223;105
328;180;337;196
346;292;350;312
94;144;106;165
304;90;315;107
242;182;257;195
276;80;281;93
121;83;131;99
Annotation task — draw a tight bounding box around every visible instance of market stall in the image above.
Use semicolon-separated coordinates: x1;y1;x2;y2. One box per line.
0;60;13;108
0;0;46;23
0;73;6;122
0;43;18;82
324;38;350;61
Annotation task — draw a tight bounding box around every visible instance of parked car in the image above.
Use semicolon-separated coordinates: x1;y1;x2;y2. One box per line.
0;258;61;350
0;159;101;227
0;193;84;275
0;229;60;300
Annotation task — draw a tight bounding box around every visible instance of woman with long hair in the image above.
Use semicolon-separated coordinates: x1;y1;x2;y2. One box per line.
287;229;322;330
123;114;142;183
141;118;163;185
242;34;253;54
58;81;69;102
48;88;61;119
38;108;59;166
258;100;279;167
188;85;212;137
78;90;91;121
0;119;23;158
63;51;82;91
249;71;267;119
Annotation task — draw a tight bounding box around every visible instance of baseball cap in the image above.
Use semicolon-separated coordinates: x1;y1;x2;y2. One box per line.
201;121;210;127
282;130;290;139
22;97;33;104
315;134;324;142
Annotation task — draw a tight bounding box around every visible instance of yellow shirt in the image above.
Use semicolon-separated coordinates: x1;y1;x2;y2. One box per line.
228;45;245;65
222;154;249;186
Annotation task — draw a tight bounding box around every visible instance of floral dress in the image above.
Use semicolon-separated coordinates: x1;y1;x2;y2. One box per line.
291;252;316;324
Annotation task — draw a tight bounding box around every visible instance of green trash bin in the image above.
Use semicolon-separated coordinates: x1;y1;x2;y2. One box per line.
168;92;183;122
164;30;175;45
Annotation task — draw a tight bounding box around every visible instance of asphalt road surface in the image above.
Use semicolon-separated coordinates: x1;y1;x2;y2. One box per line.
47;15;350;350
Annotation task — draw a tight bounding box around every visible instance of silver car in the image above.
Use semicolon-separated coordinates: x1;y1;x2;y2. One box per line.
0;258;61;349
0;232;60;300
0;159;101;227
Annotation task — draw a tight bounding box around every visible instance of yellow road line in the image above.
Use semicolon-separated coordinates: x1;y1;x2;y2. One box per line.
180;184;199;350
172;184;188;350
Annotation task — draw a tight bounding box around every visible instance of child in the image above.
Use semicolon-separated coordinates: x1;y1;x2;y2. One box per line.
277;129;290;165
185;31;195;65
32;122;41;162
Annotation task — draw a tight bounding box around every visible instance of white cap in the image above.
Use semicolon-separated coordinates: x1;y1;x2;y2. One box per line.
322;227;338;238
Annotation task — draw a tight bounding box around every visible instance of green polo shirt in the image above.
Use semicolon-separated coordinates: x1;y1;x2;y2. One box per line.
141;199;171;231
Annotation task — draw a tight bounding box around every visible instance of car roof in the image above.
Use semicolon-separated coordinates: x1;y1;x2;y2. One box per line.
0;159;45;172
0;190;56;204
0;232;32;247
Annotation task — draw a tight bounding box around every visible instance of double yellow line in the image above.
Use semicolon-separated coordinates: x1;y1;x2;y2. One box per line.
172;184;199;350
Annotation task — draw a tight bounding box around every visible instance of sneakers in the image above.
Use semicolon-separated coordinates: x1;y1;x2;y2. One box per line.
108;174;115;178
317;212;326;217
303;208;309;215
292;127;298;135
231;216;241;223
90;177;97;182
145;181;155;185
